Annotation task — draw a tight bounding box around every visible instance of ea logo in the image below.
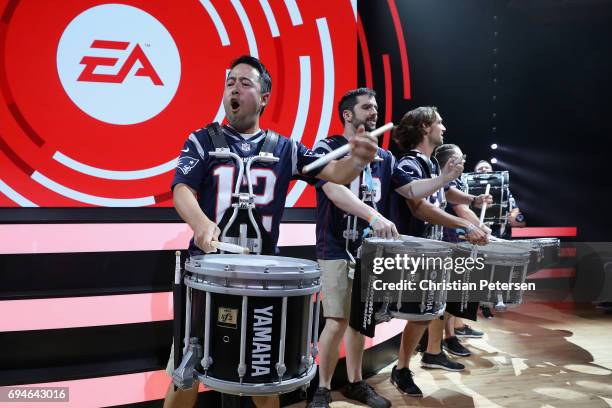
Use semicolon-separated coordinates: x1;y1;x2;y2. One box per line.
56;4;181;125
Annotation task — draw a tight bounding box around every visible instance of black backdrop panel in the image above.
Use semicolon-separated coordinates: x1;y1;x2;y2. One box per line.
358;0;612;240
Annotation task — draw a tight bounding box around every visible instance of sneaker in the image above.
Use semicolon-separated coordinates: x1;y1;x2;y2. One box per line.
421;351;465;372
390;365;423;397
454;324;484;338
480;305;494;318
443;336;471;357
343;380;391;408
308;387;331;408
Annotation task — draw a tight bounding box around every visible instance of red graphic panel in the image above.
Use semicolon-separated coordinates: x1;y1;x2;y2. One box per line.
0;0;357;207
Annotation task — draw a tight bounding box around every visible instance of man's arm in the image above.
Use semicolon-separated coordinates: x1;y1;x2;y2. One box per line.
452;203;492;236
393;155;464;200
406;198;487;244
321;183;398;239
445;186;492;208
311;125;378;185
173;183;220;253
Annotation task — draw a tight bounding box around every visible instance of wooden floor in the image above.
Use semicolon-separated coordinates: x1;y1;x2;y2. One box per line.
288;302;612;408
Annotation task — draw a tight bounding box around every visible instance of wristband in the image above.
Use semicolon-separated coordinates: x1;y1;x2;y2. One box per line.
368;213;380;227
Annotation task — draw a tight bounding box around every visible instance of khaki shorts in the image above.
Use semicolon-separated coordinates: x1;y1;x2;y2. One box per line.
319;259;353;319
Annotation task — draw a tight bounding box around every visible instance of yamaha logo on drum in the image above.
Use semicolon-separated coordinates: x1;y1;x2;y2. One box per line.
217;307;238;329
251;305;273;376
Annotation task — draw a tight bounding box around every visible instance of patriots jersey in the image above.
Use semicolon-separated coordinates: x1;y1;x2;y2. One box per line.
171;124;322;253
389;151;448;237
314;135;397;260
442;177;464;243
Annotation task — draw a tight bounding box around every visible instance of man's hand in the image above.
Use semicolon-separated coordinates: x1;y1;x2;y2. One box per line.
193;220;221;253
473;193;493;209
466;223;489;245
480;224;492;236
370;214;400;239
349;124;378;167
441;155;465;182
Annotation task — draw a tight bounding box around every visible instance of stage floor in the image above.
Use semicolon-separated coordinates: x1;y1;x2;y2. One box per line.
289;302;612;407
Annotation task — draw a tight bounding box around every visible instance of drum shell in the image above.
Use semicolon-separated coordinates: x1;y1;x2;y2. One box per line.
187;288;311;383
361;236;452;320
536;238;560;269
452;244;530;305
509;239;543;276
463;171;510;223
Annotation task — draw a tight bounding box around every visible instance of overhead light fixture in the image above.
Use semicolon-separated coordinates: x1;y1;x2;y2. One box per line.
491;158;498;164
491;143;498;150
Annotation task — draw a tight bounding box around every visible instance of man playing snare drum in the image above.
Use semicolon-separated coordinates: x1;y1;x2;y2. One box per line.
165;55;380;408
387;107;491;397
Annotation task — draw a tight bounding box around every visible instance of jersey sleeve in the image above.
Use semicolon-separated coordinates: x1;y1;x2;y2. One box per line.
171;132;208;192
308;138;344;188
446;177;465;207
291;140;326;184
392;156;423;190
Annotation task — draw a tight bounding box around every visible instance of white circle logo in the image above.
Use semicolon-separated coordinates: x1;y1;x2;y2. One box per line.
57;4;181;125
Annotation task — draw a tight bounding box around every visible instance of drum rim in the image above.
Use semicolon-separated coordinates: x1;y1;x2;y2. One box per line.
184;277;320;296
196;364;317;395
455;242;531;261
365;235;453;253
534;238;560;246
186;254;320;279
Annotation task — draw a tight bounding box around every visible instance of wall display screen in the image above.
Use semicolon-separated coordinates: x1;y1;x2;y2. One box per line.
0;0;357;208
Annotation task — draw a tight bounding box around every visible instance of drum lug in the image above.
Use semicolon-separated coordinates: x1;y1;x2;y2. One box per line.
275;362;286;382
237;363;247;382
201;355;213;371
301;354;313;369
300;385;308;400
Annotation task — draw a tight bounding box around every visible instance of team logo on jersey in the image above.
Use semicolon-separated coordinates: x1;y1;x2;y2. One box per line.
56;4;181;125
177;156;199;175
240;142;251;152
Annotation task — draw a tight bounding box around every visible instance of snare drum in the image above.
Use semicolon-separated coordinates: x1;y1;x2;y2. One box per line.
535;238;560;269
509;239;544;275
361;235;453;321
453;242;530;306
176;254;321;396
462;171;510;223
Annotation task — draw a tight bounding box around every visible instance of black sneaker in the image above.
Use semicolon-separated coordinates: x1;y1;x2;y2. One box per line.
443;336;471;357
421;351;465;371
343;380;391;408
454;324;484;338
480;305;494;318
308;387;331;408
390;365;423;397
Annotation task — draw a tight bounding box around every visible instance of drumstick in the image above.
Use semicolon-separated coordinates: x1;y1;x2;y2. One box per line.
302;122;394;173
211;241;250;254
478;183;490;227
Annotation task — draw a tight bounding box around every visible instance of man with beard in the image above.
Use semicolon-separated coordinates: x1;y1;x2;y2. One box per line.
164;56;379;408
308;91;466;408
387;107;491;397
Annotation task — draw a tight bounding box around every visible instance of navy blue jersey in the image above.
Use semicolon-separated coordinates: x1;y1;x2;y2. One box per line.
442;177;464;243
171;124;322;253
313;135;398;260
388;151;447;237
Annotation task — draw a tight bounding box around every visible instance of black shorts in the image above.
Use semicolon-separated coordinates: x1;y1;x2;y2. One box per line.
444;302;478;321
